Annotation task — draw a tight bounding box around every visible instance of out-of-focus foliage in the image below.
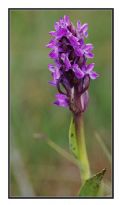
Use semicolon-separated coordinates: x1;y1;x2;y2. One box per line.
10;10;112;197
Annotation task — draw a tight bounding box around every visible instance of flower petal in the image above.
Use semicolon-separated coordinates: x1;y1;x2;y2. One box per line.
48;81;57;86
54;22;59;31
68;34;79;47
49;47;58;59
64;15;70;26
84;31;88;38
54;94;69;107
49;31;56;36
77;20;81;30
61;53;71;71
89;71;99;79
84;43;94;51
46;39;56;49
53;67;60;80
86;63;95;73
73;64;84;79
85;52;94;58
80;23;88;37
56;28;67;39
74;47;83;57
48;64;55;72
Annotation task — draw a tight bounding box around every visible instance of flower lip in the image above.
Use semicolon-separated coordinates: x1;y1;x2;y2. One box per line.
73;64;84;79
48;64;55;72
54;93;69;107
61;53;71;71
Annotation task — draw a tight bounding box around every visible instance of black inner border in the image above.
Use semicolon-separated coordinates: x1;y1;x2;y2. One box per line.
8;8;114;199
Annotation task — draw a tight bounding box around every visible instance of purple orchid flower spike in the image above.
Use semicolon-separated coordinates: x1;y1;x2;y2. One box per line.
47;16;99;114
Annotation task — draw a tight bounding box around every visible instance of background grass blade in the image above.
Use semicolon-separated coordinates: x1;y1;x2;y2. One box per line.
95;133;111;164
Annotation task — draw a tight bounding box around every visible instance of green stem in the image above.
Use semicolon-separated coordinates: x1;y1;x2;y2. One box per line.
74;113;90;183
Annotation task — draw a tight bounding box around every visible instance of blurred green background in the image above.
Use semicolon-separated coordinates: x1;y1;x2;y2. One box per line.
10;9;112;197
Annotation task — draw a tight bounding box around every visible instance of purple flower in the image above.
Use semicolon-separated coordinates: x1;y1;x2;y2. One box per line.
82;63;99;79
77;20;88;39
61;53;71;71
47;16;99;114
54;94;69;107
73;64;84;79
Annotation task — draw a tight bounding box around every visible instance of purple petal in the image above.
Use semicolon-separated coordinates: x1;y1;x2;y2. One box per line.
48;81;57;86
74;47;83;56
54;59;61;68
49;31;56;36
54;94;69;107
49;47;58;59
86;63;95;72
85;52;94;58
48;64;55;72
55;93;67;100
73;64;84;79
79;38;84;45
84;31;88;38
64;15;70;26
54;22;59;31
53;67;60;80
49;67;60;86
61;53;71;71
80;23;88;34
56;28;67;39
84;44;94;51
58;16;70;28
81;65;87;72
68;34;79;47
77;20;81;30
89;71;99;79
46;39;56;49
59;19;64;28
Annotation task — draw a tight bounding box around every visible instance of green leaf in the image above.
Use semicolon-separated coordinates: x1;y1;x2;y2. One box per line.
79;168;106;197
69;116;90;181
69;117;79;159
